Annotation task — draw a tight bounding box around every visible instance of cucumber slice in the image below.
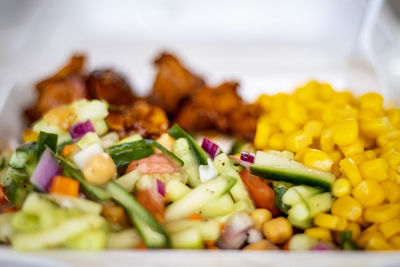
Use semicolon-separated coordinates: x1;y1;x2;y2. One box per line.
64;229;107;250
288;202;309;221
77;132;101;150
166;180;191;202
115;134;142;145
282;185;321;206
288;234;318;251
11;212;40;232
73;100;108;121
44;194;103;214
273;182;291;214
306;192;333;217
168;124;209;165
213;153;255;212
164;175;237;222
250;151;335;191
107;228;141;249
32;119;71;144
170;227;204;249
166;220;220;242
199;194;234;218
91;119;108;137
116;170;141;192
22;193;58;213
173;138;201;187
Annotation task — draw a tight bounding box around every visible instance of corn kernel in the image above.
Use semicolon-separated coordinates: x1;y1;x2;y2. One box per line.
365;236;394;251
332;178;351;197
333;91;354;105
285;130;312;153
339;139;364;157
279;117;298;134
348;154;368;165
357;231;384;248
377;131;400;148
360;117;392;138
320;127;335;152
287;98;308;125
340;158;362;186
364;150;376;160
346;222;361;240
359;92;384;113
303;120;323;138
254;116;271;149
389;235;400;249
331;196;363;221
305;227;332;242
380;180;400;203
256;94;272;112
387;108;400;128
328;151;343;164
333;119;358;146
331;164;342;178
386;151;400;169
356;215;372;229
364;204;400;223
388;169;400;183
379;219;400;239
364;223;379;234
22;129;38;143
268;133;285;151
314;213;347;231
352;180;385;207
318;83;334;101
358;158;389;182
303;148;333;172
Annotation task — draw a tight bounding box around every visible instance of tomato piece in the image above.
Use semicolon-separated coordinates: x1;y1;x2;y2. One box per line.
239;169;280;216
126;153;180;174
135;185;165;222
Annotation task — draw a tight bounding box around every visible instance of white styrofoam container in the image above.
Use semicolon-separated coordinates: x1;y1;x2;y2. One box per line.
1;0;400;265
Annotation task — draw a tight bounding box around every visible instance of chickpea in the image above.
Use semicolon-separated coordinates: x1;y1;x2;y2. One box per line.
249;209;272;231
83;153;117;185
263;217;293;245
243;239;278;250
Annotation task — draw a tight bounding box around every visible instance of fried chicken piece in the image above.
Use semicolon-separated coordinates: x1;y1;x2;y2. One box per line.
106;100;169;139
25;55;87;122
174;82;257;141
87;69;136;106
150;53;205;116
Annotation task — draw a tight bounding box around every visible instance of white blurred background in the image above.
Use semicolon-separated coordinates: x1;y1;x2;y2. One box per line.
0;0;399;103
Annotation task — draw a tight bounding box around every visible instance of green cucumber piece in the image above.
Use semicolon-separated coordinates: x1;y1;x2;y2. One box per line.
282;185;321;206
73;99;108;121
170;227;204;249
107;228;141;249
115;134;142;145
22;193;58;213
168;124;209;165
166;219;220;242
106;181;171;248
166;180;191;202
37;131;58;157
64;229;107;250
0;213;15;243
199;194;234;218
273;182;291;214
250;151;335;191
288;202;309;221
32;119;71;144
306;192;333;217
91;119;108;136
11;214;106;251
44;194;103;214
173;138;201;187
143;139;184;166
77;132;101;150
165;175;237;222
11;212;40;232
116;170;141;192
9;142;38;170
213;153;255;212
289;234;318;251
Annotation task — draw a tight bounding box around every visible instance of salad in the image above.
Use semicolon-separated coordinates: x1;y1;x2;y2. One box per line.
0;54;399;252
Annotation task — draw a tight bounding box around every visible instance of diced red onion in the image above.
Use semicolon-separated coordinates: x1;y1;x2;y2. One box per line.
217;213;253;249
239;152;255;168
310;242;337;251
30;148;63;192
156;179;165;197
201;138;221;159
69;120;96;140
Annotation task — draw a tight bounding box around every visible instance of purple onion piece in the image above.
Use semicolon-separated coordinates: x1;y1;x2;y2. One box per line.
216;213;253;249
240;151;255;163
69;120;96;140
156;179;166;197
201;138;221;159
30;149;63;192
310;242;337;251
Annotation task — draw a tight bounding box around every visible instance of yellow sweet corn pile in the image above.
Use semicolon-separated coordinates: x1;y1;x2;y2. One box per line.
254;81;400;250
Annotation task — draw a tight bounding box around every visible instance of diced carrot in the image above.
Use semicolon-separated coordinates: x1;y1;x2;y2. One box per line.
136;242;148;250
4;207;18;213
0;185;5;201
204;240;219;250
219;222;225;231
188;213;203;221
282;240;290;250
239;169;280;216
49;176;79;197
62;144;77;157
23;129;38;143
